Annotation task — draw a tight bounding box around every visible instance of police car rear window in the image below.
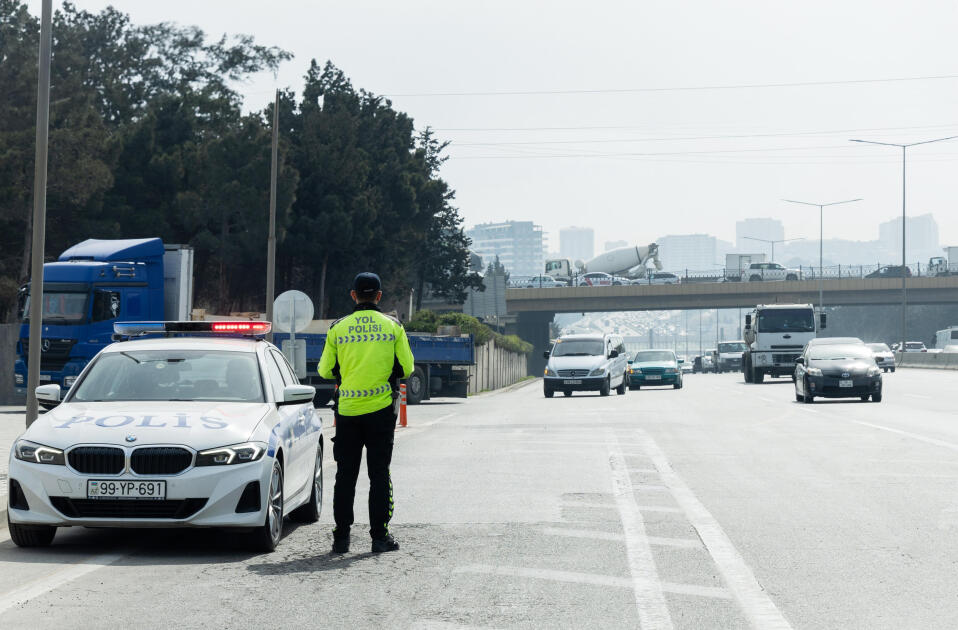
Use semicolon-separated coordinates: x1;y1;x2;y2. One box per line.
70;350;264;403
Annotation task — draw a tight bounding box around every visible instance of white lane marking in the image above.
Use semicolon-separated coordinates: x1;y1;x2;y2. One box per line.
609;440;674;630
628;468;659;474
544;528;701;549
455;564;730;600
632;484;670;492
637;430;794;630
638;505;684;513
851;420;958;453
559;502;616;509
0;551;127;614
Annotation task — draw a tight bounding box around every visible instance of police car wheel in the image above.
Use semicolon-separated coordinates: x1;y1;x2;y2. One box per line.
251;460;284;552
290;444;323;523
8;512;56;547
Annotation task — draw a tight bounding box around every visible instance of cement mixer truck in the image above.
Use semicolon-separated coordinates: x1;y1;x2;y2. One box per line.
545;244;662;286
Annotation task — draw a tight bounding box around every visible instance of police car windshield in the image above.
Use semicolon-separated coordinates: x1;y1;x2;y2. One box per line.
552;340;605;357
70;350;264;403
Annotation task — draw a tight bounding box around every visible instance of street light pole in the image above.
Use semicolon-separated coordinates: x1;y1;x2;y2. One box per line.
25;0;53;427
265;90;280;343
742;236;805;264
850;135;958;349
782;198;862;317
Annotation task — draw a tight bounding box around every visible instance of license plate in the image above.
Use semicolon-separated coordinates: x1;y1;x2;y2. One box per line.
563;379;582;385
839;379;854;388
87;479;166;500
646;375;662;380
39;374;51;382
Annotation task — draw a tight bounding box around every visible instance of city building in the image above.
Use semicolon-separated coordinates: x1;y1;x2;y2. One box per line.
605;240;628;252
735;218;785;254
559;226;594;263
655;234;718;273
878;213;940;262
466;221;545;277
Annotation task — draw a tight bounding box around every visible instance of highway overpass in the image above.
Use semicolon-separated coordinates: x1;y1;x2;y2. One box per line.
511;276;958;374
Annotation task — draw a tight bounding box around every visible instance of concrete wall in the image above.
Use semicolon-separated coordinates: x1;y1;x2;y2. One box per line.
0;324;23;405
897;352;958;370
467;339;529;394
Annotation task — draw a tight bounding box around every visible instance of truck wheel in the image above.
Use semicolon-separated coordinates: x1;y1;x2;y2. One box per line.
753;368;764;383
744;358;753;383
599;378;610;396
406;367;426;405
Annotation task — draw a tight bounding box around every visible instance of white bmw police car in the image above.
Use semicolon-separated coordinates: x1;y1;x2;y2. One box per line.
7;321;324;552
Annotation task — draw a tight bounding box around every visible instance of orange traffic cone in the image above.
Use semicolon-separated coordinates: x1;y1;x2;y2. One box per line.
399;383;408;427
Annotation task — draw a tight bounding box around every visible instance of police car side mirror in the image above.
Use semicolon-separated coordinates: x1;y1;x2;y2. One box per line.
35;383;61;403
279;384;315;406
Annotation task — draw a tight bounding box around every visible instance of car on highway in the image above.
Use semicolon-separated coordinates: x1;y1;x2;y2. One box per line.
743;262;803;282
866;265;912;279
543;333;629;397
632;272;681;285
577;272;614;287
680;359;693;374
7;321;324;551
866;342;896;372
714;341;747;373
628;350;683;390
794;342;883;403
520;274;561;288
944;345;958;353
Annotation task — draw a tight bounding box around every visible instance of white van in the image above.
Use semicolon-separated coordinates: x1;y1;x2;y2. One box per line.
542;333;629;398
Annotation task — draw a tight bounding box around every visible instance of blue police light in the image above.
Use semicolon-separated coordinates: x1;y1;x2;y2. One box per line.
113;321;272;338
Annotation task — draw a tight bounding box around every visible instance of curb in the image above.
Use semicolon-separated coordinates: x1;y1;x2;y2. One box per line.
1;502;6;531
471;377;539;397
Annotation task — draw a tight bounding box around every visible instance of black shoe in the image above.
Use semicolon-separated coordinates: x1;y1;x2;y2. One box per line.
332;537;349;553
371;534;399;553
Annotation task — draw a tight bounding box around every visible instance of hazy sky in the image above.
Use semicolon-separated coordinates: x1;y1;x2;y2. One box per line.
25;1;958;254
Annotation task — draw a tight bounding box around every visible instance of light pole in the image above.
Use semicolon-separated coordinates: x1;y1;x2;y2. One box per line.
850;135;958;350
783;198;862;316
742;236;804;263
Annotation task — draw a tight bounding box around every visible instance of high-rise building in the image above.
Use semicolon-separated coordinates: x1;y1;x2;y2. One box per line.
466;221;545;277
735;218;785;253
655;234;717;272
559;226;594;262
605;240;628;252
878;213;940;261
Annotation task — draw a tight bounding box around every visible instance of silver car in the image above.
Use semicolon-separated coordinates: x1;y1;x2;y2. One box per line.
866;342;895;373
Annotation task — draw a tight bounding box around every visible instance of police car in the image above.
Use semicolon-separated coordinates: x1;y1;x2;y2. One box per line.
7;321;324;552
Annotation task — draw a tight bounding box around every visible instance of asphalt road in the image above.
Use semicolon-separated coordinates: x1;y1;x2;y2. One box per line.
3;369;958;629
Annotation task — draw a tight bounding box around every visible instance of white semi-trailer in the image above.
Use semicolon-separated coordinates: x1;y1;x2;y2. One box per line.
743;303;824;383
545;244;662;286
927;247;958;277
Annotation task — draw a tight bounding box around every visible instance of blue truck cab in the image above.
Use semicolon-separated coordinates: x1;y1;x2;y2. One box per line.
15;238;193;396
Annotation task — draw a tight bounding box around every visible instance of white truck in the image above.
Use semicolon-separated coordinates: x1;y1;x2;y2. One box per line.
927;247;958;277
545;244;662;286
724;253;766;281
742;303;824;383
936;327;958;350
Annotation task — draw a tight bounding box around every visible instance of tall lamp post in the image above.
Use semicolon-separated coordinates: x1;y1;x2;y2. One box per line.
850;135;958;350
742;236;804;263
783;198;862;316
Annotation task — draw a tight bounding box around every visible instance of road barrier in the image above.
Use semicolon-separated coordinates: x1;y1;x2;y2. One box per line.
466;339;529;394
399;383;408;427
896;352;958;370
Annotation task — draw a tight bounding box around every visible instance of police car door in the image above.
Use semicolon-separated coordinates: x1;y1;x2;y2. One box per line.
268;349;312;499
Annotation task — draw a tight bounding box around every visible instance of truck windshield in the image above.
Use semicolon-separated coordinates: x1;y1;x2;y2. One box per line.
757;309;815;333
69;350;264;403
718;342;747;353
552;340;604;357
22;291;89;323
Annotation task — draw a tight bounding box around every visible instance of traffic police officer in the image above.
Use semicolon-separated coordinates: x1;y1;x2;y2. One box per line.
318;272;414;553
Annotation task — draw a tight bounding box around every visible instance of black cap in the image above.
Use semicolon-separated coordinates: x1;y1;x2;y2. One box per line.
353;272;382;296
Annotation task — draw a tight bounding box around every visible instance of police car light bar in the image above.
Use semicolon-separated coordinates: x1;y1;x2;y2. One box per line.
113;321;272;337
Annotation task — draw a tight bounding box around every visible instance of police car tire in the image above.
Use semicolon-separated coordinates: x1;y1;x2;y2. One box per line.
8;513;56;547
289;444;323;524
563;390;572;397
250;460;284;552
544;387;554;398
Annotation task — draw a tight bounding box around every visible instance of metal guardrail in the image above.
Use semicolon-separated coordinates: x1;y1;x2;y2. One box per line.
896;352;958;369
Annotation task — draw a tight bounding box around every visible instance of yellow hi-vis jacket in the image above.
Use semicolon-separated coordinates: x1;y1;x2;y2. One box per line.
318;305;415;416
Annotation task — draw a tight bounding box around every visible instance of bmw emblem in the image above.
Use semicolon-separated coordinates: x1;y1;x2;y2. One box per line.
841;372;850;378
125;435;137;443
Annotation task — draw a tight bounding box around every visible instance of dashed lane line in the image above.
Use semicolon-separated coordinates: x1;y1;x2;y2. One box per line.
454;564;731;600
0;550;128;615
850;420;958;453
637;430;794;630
558;502;684;513
609;438;674;630
542;527;701;549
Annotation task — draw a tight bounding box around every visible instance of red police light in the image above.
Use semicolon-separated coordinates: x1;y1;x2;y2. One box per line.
210;321;272;334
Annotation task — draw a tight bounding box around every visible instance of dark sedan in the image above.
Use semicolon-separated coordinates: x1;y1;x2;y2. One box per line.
794;343;883;403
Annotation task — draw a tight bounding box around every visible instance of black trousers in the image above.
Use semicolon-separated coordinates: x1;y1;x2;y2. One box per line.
332;404;396;540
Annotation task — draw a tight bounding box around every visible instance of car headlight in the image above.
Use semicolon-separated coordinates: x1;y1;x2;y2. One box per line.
544;367;556;377
195;442;267;466
665;368;678;374
589;367;606;376
805;367;823;377
867;366;881;377
14;439;65;465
